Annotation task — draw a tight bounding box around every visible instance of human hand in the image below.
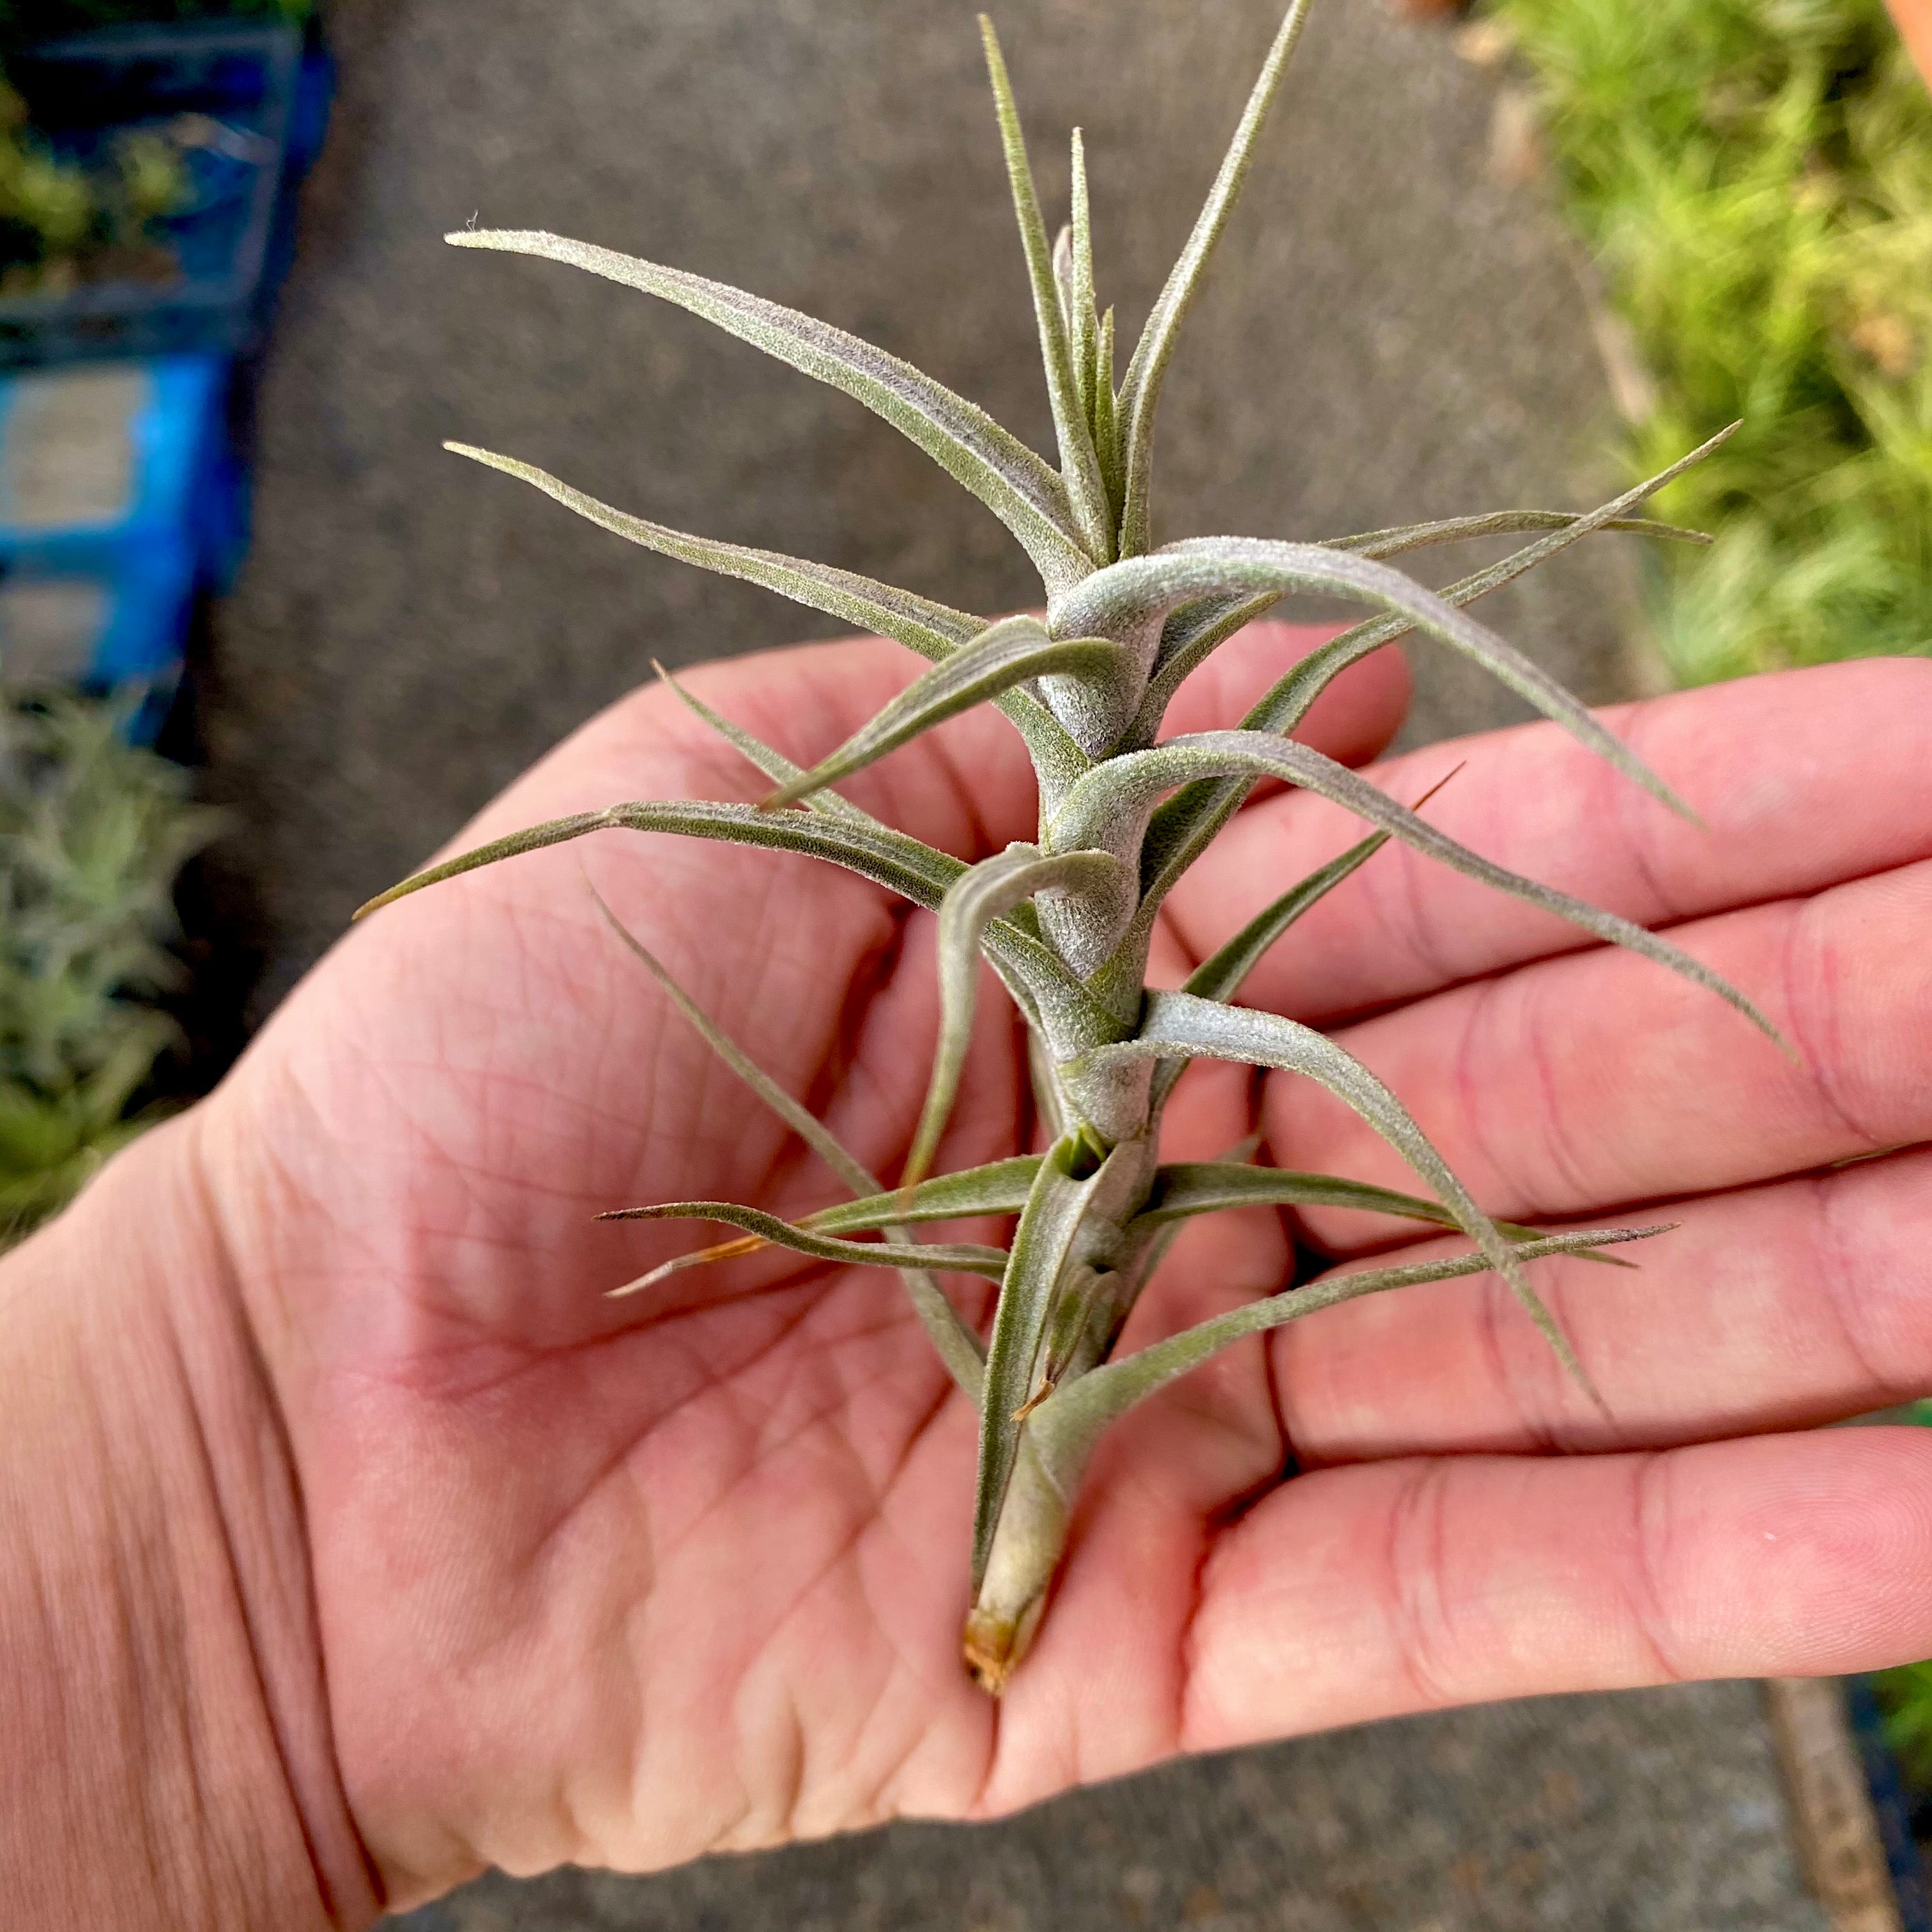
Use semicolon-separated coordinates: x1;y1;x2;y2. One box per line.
8;629;1931;1925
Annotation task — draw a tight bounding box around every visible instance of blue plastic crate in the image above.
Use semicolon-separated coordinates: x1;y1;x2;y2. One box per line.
0;21;318;366
0;353;236;728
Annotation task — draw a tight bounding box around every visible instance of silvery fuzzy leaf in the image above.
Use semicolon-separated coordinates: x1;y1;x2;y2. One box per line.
355;798;1117;1068
760;617;1132;808
652;663;877;827
1067;990;1601;1404
599;1199;1010;1288
979;20;1114;562
1029;1225;1665;1484
1068;130;1100;433
1052;732;1779;1043
973;1134;1112;1589
445;443;1087;788
803;1156;1045;1233
1131;1160;1637;1266
1054;539;1690;816
1133;426;1742;919
448;229;1094;591
584;886;986;1392
1115;0;1316;555
1093;304;1121;514
1328;509;1709;562
905;845;1133;1190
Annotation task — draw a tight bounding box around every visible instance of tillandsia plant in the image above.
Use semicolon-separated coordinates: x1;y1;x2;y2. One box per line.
362;1;1783;1692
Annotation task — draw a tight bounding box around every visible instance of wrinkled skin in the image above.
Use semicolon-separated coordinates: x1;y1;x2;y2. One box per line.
128;629;1932;1905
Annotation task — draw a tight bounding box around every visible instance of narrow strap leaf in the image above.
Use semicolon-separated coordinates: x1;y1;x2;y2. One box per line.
973;1135;1109;1590
760;617;1137;807
1092;304;1121;516
1131;1161;1636;1266
1066;990;1603;1408
446;442;983;660
599;1199;1009;1285
443;444;1089;791
356;797;1121;1073
1059;730;1780;1043
1115;0;1315;555
1054;539;1692;817
1068;129;1099;434
803;1156;1044;1233
448;228;1093;590
583;885;987;1390
1031;1225;1665;1482
979;20;1114;562
1133;426;1744;921
1326;508;1710;561
652;663;876;827
904;847;1131;1190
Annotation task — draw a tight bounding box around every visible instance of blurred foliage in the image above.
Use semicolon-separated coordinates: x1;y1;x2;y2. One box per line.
0;75;187;291
0;0;309;45
0;689;219;1247
1490;0;1932;680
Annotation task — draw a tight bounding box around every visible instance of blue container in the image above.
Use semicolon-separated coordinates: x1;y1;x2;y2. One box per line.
0;353;237;730
0;20;321;366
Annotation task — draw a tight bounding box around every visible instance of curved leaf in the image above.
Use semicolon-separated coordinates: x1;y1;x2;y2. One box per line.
1052;730;1780;1043
905;845;1131;1190
447;228;1094;590
1031;1225;1665;1482
1054;539;1689;815
974;1134;1113;1588
1066;990;1602;1405
584;886;986;1390
760;617;1135;807
1328;509;1710;561
1115;0;1316;555
980;19;1112;560
804;1156;1044;1234
599;1199;1009;1289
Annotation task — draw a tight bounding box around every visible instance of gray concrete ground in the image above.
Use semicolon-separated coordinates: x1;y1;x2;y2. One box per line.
202;0;1825;1926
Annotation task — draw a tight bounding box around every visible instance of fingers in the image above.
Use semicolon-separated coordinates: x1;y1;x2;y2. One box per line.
1167;658;1932;1023
1264;1146;1932;1463
1262;855;1932;1225
455;620;1409;868
1180;1425;1932;1753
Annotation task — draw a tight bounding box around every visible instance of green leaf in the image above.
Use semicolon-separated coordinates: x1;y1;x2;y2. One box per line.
979;19;1114;562
973;1134;1109;1589
599;1199;1010;1287
1327;509;1710;560
1092;303;1121;515
356;797;1122;1080
1115;0;1316;556
652;663;878;827
1054;539;1692;816
1131;1161;1637;1266
445;443;1091;791
1068;129;1099;434
802;1156;1044;1233
446;443;983;661
903;845;1131;1190
583;885;986;1392
759;616;1136;806
1031;1225;1666;1482
1134;426;1742;917
447;228;1094;591
1051;730;1781;1045
1066;990;1604;1407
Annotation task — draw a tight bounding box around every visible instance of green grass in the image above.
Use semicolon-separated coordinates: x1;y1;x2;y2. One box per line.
1488;0;1932;681
0;691;219;1247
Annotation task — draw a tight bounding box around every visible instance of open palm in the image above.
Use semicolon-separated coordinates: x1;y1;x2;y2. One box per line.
189;625;1932;1908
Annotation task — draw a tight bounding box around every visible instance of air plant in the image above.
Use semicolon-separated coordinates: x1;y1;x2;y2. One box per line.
362;1;1779;1692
